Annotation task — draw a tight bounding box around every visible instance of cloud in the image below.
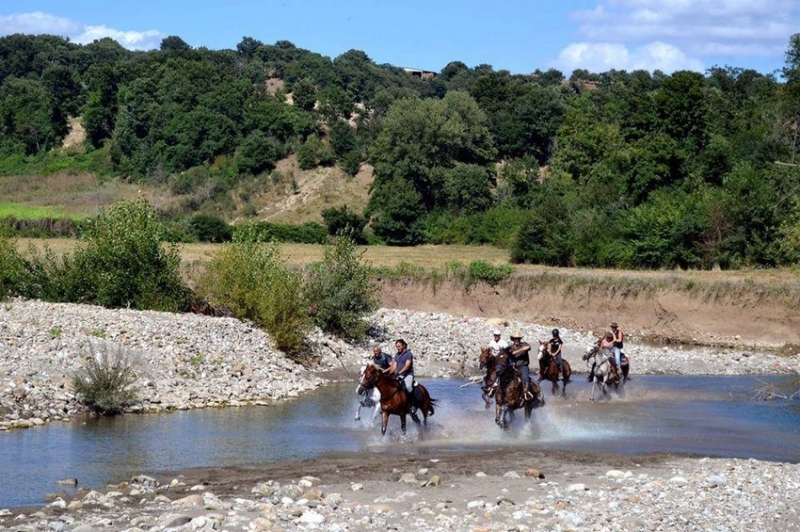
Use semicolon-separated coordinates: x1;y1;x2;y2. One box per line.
555;0;798;73
556;41;704;74
0;11;163;51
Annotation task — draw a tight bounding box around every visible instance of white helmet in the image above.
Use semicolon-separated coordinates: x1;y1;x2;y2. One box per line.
492;329;501;336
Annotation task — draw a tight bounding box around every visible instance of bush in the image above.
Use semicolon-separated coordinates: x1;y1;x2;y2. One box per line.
304;234;379;339
232;220;328;244
467;260;514;286
197;241;311;356
0;229;23;299
71;342;140;415
321;205;366;243
61;197;190;311
190;214;232;243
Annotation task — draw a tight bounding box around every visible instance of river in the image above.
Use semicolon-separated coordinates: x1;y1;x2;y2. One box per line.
1;375;798;508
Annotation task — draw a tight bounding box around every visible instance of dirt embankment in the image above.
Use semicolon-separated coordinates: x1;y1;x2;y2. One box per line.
379;274;800;351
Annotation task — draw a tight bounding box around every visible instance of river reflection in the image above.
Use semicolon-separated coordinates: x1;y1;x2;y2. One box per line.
1;375;798;508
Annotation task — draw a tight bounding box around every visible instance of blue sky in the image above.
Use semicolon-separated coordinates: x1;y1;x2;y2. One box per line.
1;1;797;76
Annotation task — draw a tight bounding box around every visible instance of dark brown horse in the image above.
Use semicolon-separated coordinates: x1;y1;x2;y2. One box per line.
493;349;544;429
478;347;499;409
356;364;436;435
537;341;572;397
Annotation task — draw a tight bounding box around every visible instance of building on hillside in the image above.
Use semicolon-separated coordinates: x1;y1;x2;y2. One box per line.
403;67;437;80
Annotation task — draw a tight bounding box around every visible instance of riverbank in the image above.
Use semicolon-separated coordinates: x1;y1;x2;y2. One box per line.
2;300;798;431
1;299;799;530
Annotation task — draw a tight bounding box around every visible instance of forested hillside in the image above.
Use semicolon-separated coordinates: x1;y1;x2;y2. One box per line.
2;33;800;269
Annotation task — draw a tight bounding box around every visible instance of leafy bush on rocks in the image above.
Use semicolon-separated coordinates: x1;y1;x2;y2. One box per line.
0;228;24;299
304;234;379;339
72;342;140;416
197;241;311;356
60;197;190;311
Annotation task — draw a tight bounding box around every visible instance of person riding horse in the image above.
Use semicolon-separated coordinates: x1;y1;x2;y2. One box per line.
356;345;392;420
593;332;621;383
508;330;538;400
483;330;508;397
547;328;565;378
385;338;415;394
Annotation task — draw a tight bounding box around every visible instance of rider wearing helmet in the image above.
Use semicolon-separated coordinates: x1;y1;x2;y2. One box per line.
548;328;564;377
510;330;536;400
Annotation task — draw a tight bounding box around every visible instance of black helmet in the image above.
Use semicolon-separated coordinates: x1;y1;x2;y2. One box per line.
552;328;560;336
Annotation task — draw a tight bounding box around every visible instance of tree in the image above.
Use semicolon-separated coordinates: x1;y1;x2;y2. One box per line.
160;36;192;53
0;77;65;154
321;205;367;242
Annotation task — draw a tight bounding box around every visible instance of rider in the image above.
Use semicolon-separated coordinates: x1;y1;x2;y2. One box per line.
599;331;621;381
509;330;537;400
370;344;392;370
548;328;564;378
386;338;414;394
611;321;624;373
484;330;508;396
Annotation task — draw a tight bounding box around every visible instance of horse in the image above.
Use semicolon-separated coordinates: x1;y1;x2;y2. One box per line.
493;349;544;429
537;341;572;397
478;347;499;409
354;364;381;422
581;345;628;401
356;363;437;435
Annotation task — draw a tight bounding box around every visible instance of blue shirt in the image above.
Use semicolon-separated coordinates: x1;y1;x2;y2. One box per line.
394;349;414;376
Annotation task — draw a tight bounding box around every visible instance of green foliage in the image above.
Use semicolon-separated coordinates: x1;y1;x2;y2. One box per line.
0;229;24;299
197;241;311;355
304;234;379;338
189;214;232;243
466;260;514;286
71;342;139;415
297;134;335;170
61;197;190;311
321;205;366;243
235;131;278;176
511;199;574;266
232;220;328;244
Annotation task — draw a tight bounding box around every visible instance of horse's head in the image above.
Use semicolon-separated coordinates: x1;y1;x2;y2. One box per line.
537;341;548;360
581;345;597;361
356;363;380;395
479;347;494;369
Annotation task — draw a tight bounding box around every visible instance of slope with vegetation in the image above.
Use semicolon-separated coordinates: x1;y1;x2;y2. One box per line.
1;34;800;269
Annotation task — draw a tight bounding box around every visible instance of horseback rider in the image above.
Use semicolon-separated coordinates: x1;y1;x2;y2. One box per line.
370;344;392;370
385;338;414;394
611;321;624;372
599;331;621;381
509;330;537;400
548;328;565;378
484;330;508;396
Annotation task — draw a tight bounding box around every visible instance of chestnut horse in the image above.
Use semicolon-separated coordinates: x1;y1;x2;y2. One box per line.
493;349;544;429
356;363;436;435
537;342;572;397
478;347;499;409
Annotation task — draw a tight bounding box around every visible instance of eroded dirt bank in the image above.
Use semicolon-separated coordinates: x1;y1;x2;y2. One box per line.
380;275;800;350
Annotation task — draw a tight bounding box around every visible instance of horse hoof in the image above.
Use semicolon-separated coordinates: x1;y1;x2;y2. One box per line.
354;416;360;421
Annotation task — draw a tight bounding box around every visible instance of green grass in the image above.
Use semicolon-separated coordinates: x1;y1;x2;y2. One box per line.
0;203;72;220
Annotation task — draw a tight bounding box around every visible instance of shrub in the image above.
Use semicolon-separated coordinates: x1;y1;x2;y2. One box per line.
190;214;232;243
232;220;328;244
321;205;366;243
62;197;190;311
467;260;514;286
0;229;23;299
304;233;379;339
197;241;311;356
71;342;140;415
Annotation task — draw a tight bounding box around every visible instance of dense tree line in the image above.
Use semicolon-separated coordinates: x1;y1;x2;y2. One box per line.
1;33;800;268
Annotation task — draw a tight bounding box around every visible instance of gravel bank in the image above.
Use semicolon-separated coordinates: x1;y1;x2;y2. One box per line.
1;300;799;531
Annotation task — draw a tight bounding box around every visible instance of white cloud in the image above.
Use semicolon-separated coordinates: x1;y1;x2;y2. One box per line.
556;41;703;74
0;11;163;51
557;0;799;73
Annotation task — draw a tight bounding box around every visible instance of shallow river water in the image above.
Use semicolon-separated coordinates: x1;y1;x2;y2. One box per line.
1;375;798;508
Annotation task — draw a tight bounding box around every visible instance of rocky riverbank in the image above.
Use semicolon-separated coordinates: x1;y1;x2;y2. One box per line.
2;301;799;431
1;299;799;531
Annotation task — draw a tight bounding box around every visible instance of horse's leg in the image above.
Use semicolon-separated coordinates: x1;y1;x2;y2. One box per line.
371;403;380;422
400;413;407;433
355;402;362;421
381;411;389;435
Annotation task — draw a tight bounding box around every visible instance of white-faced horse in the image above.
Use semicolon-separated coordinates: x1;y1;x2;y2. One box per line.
581;345;624;401
354;363;381;422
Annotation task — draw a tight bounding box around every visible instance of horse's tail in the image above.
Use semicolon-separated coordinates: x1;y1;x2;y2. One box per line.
428;397;437;416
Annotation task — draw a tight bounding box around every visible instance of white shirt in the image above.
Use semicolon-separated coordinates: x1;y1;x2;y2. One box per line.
489;338;509;356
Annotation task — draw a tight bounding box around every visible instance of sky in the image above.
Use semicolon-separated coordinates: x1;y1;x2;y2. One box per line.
1;0;798;76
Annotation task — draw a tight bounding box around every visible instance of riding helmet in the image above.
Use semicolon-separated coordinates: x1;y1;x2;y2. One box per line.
552;328;560;336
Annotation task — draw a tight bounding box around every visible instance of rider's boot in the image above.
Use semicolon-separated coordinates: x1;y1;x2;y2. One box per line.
557;363;563;379
488;383;497;397
523;382;533;400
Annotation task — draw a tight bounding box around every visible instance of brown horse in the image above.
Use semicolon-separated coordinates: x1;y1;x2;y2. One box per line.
537;341;572;397
356;364;436;435
478;347;499;409
493;349;544;429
